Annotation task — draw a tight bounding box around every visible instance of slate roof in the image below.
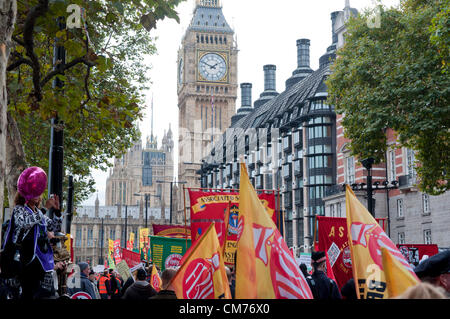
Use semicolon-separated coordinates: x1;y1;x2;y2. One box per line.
189;6;234;34
206;52;335;165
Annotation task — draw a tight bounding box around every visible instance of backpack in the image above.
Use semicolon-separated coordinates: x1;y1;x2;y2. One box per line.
0;215;23;279
306;275;334;299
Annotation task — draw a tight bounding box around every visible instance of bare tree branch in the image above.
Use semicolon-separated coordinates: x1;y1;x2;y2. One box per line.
7;57;33;71
40;55;96;87
22;0;49;102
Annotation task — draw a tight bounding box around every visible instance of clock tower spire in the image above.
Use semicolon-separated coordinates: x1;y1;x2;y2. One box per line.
177;0;238;190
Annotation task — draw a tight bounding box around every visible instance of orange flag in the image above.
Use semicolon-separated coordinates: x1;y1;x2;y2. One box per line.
345;185;418;299
150;265;162;292
235;163;313;299
170;223;231;299
381;247;420;298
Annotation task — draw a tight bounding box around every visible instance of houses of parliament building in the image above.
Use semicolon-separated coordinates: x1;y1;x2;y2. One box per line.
70;125;176;265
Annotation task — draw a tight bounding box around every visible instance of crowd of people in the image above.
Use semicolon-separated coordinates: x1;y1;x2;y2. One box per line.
298;249;450;300
0;166;449;300
62;264;178;300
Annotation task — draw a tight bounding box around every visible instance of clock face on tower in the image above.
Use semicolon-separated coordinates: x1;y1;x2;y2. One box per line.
198;52;227;82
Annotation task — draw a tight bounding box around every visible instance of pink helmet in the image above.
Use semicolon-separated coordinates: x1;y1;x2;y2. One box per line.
17;167;48;201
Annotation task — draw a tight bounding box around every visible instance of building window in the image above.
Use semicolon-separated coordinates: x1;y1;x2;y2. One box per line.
330;204;335;217
345;156;355;184
76;228;82;247
422;194;431;214
397;199;404;218
110;229;115;240
87;228;93;247
423;229;432;244
406;148;416;179
388;150;396;181
398;232;405;244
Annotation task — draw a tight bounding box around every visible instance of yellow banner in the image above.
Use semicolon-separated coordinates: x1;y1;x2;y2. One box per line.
108;239;114;255
171;223;231;299
382;247;420;298
235;163;313;299
150;266;162;292
139;228;150;261
345;185;418;299
192;194;240;214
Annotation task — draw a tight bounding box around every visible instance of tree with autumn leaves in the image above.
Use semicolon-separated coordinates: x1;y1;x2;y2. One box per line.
327;0;449;195
0;0;184;215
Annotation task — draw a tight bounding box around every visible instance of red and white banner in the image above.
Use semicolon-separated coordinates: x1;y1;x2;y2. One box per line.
113;239;122;264
315;216;386;290
121;248;141;269
397;244;439;265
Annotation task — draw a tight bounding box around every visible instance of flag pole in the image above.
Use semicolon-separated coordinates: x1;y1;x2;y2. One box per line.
277;188;281;233
222;200;231;259
313;215;317;251
183;185;188;251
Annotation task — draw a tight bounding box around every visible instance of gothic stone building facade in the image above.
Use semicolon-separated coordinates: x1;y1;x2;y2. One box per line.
71;126;175;265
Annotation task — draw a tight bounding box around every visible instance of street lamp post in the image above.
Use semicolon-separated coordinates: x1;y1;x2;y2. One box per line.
134;193;161;228
348;158;399;218
124;205;128;249
156;180;187;224
100;217;104;265
48;17;66;219
361;158;375;216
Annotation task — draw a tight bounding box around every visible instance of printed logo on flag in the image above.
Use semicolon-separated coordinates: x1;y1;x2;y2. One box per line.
351;221;413;272
228;205;239;235
342;246;352;269
165;254;183;269
152;275;160;290
182;253;220;299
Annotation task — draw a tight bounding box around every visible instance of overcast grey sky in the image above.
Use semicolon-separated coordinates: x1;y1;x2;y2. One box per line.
82;0;400;206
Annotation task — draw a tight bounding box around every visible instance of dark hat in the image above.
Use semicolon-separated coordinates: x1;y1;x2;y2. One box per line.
311;251;326;264
414;250;450;279
136;268;147;281
78;262;89;272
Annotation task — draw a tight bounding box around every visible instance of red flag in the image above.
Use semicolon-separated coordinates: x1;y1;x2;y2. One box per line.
122;248;141;269
113;239;122;264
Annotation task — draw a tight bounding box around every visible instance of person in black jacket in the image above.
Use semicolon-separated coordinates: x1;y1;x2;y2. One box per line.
1;167;62;300
341;278;357;300
305;251;342;300
122;269;157;300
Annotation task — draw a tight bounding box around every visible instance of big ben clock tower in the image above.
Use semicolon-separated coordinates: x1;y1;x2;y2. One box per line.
178;0;238;189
